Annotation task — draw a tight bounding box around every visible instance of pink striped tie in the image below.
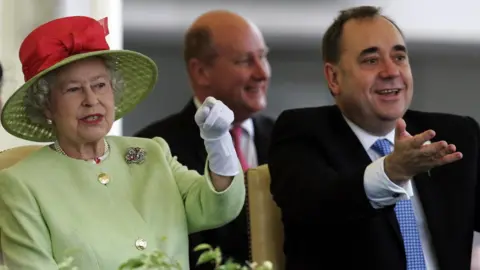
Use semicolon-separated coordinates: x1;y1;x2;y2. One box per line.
230;125;249;172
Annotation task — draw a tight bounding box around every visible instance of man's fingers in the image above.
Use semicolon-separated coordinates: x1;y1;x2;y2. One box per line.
419;141;448;158
419;143;461;168
410;129;436;148
395;118;407;140
436;144;457;159
436;151;463;166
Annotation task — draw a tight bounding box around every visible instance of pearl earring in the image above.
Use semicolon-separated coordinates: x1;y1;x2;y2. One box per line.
46;119;52;125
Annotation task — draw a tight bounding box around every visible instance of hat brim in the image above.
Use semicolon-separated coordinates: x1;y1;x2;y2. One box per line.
1;50;158;142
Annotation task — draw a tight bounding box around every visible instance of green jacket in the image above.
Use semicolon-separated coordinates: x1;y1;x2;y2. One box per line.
0;136;245;270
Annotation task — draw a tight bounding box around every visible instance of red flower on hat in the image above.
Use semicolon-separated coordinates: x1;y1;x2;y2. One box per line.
19;16;110;82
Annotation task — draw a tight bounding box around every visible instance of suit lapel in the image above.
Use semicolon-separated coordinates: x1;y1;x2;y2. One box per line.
329;106;374;172
330;106;406;249
252;117;270;165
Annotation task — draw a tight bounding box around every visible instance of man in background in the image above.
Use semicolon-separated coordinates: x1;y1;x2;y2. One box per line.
134;10;274;269
269;5;480;269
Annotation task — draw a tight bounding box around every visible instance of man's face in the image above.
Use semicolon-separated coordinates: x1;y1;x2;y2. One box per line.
325;16;413;131
198;22;271;122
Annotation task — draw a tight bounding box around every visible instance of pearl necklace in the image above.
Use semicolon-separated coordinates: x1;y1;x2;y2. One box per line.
53;138;110;164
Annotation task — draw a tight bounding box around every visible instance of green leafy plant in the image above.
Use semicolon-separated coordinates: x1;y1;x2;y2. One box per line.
0;244;274;270
118;250;182;269
118;243;273;270
194;243;273;270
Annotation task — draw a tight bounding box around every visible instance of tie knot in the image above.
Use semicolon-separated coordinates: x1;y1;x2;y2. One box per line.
371;139;392;157
230;124;242;135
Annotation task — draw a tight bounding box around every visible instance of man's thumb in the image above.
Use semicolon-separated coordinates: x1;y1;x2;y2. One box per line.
395;118;407;140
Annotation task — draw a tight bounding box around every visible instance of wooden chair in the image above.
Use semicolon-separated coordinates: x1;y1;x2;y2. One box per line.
0;145;43;170
246;164;285;269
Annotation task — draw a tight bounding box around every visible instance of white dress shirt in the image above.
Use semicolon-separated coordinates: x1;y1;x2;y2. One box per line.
343;116;438;270
193;97;258;168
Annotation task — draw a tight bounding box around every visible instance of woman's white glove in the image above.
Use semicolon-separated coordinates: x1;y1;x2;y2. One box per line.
195;97;240;176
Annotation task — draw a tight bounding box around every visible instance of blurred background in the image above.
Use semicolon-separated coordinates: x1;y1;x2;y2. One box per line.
122;0;480;136
1;0;479;146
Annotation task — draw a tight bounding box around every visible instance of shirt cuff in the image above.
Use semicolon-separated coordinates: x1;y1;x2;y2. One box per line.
364;156;414;209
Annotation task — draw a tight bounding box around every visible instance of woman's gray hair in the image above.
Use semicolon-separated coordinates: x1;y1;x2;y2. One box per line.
24;56;125;125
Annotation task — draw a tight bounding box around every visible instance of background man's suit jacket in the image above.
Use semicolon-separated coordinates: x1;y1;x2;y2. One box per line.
268;105;480;270
135;100;275;269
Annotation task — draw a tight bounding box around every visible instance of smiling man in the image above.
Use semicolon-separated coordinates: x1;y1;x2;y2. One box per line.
134;10;274;269
268;5;480;270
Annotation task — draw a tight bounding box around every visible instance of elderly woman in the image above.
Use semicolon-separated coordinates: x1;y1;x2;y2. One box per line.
0;16;245;270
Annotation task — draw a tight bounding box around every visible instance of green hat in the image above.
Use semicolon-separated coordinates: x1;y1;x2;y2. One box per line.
1;16;158;142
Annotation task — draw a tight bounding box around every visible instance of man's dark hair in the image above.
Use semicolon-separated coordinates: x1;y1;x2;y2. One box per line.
321;6;403;64
183;27;218;66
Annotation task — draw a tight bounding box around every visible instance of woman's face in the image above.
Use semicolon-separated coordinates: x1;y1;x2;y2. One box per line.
44;57;115;145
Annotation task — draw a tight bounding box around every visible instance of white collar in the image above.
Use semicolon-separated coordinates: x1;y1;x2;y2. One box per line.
193;97;254;137
342;115;395;151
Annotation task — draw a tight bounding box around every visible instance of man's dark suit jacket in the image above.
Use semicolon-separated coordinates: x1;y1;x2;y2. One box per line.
134;100;275;269
268;105;480;270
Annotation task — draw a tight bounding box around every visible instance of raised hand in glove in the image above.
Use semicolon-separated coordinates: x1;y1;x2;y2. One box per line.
195;97;240;176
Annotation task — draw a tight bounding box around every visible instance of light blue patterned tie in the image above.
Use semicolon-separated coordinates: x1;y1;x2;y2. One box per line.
371;139;427;270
